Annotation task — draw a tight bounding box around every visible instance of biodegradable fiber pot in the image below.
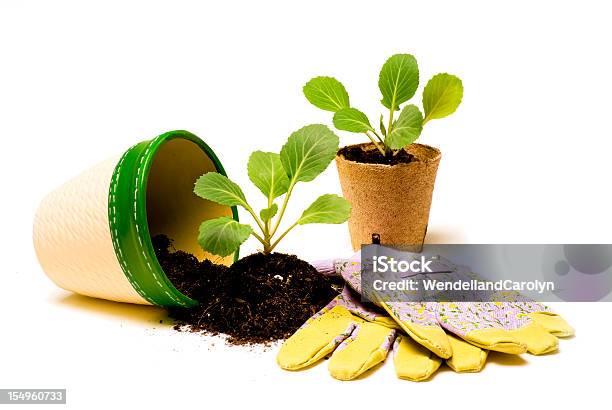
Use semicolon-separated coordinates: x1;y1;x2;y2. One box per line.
336;142;441;251
33;130;237;307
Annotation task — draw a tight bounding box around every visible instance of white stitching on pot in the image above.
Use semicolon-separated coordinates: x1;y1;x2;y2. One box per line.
108;144;155;305
131;141;187;307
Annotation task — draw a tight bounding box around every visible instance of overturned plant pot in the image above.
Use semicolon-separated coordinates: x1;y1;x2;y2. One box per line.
33;130;237;307
336;142;441;251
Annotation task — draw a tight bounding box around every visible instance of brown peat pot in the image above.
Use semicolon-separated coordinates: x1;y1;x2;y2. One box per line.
335;142;442;251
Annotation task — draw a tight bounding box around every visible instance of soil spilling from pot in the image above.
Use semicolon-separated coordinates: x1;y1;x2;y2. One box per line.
152;235;341;345
338;145;414;165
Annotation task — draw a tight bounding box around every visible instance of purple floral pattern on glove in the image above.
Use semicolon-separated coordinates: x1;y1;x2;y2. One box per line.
314;253;558;336
333;258;442;328
435;302;533;336
385;301;441;328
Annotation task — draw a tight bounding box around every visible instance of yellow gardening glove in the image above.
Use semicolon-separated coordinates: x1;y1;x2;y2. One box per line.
315;255;574;381
392;299;573;379
277;287;396;380
391;333;488;380
393;331;492;380
277;286;485;381
310;259;487;380
278;287;451;381
339;255;573;355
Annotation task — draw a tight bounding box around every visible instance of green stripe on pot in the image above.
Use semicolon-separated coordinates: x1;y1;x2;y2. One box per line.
108;130;239;307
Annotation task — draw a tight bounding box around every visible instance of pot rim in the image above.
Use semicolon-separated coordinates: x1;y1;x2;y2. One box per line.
336;142;442;168
108;130;239;307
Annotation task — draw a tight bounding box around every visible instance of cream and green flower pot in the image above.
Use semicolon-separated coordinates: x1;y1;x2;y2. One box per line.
33;130;237;307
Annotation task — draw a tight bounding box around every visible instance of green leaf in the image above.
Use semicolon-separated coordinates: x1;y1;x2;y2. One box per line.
247;151;289;200
303;76;350;112
298;194;352;225
379;114;387;137
378;54;419;111
422;73;463;123
280;124;339;183
198;216;252;257
194;172;248;208
333;108;373;133
260;203;278;223
385;105;423;149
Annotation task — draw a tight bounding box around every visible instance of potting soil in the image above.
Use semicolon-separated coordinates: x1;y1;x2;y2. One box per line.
338;145;414;165
152;235;341;345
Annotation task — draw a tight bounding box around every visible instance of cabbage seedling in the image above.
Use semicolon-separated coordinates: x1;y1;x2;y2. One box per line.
194;124;352;257
303;54;463;157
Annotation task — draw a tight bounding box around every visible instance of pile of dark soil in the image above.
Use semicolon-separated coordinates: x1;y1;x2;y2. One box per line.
338;145;414;165
152;235;341;345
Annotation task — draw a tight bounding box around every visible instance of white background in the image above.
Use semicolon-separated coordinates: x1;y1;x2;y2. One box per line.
1;0;610;408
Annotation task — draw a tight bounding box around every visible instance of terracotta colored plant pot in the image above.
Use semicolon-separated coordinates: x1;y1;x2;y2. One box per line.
335;142;441;251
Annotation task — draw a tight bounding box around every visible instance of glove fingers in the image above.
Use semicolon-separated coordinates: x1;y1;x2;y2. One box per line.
445;334;488;373
381;302;453;359
451;321;558;355
458;320;557;355
328;322;396;381
277;305;356;370
446;305;559;355
528;312;574;337
404;324;453;359
458;328;527;354
508;322;559;355
437;302;527;354
393;335;442;382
